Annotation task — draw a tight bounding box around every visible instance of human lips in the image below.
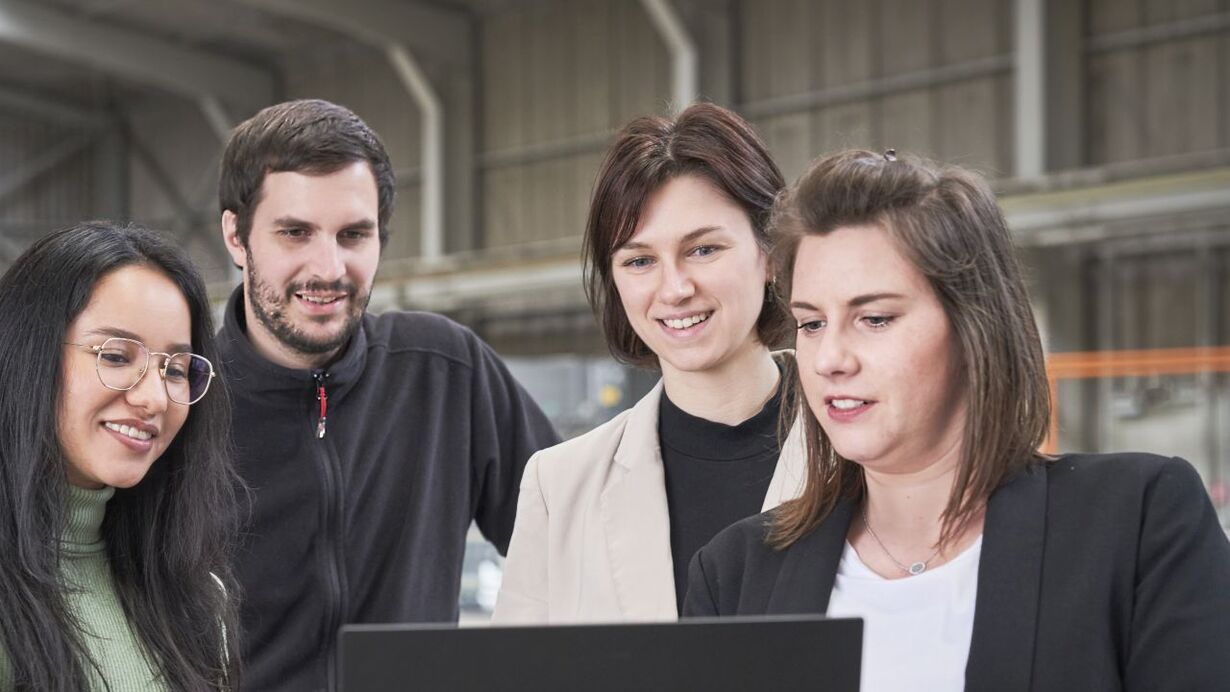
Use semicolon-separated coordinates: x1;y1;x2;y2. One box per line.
823;395;875;421
102;419;159;451
657;310;713;331
292;287;352;315
295;291;347;304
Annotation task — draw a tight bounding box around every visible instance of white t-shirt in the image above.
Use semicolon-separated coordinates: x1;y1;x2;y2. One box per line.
826;535;983;692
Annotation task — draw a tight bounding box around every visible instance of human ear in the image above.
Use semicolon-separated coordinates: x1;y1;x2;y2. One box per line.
221;210;246;270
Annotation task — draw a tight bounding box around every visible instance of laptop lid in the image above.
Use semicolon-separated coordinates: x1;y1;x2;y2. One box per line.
340;615;861;692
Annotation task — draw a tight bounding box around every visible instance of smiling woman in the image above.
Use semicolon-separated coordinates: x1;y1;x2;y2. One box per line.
0;221;241;691
493;103;808;626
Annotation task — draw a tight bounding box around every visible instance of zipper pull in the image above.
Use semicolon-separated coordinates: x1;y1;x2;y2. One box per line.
313;371;328;439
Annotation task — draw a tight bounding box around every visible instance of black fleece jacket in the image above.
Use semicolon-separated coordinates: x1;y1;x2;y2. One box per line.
216;287;559;692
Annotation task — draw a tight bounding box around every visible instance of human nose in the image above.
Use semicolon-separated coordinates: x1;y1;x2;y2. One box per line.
656;260;695;305
124;356;170;415
810;324;858;379
305;236;346;281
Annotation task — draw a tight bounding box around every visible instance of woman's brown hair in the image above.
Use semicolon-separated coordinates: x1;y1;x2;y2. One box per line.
583;102;791;367
768;149;1051;550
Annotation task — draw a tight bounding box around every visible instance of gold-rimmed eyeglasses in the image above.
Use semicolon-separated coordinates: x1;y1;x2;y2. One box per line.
65;337;216;405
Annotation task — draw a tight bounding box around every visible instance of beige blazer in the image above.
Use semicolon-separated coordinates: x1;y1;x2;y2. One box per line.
492;360;807;625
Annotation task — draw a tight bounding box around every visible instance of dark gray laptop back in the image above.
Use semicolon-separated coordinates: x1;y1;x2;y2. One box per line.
340;615;861;692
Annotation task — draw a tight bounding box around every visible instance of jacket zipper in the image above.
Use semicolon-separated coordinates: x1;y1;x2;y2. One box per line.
312;370;346;690
315;371;329;438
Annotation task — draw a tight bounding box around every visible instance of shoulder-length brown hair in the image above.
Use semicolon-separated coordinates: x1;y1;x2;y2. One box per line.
583;102;791;367
768;149;1051;550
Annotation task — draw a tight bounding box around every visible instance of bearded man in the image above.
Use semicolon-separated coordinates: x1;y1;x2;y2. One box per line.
216;99;559;692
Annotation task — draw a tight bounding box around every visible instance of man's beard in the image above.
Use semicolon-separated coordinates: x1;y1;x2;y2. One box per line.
245;250;369;357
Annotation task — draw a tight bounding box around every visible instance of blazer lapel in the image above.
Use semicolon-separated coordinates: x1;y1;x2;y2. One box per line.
766;499;856;615
763;350;807;511
966;464;1048;692
600;382;677;619
763;418;808;511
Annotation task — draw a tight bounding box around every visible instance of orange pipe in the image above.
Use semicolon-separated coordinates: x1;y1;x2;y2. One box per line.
1043;345;1230;454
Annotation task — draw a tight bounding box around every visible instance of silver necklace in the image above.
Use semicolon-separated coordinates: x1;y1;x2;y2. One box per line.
861;504;942;576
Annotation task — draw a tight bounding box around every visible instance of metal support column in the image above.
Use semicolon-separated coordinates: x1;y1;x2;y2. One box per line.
1015;0;1045;178
387;46;445;263
640;0;698;113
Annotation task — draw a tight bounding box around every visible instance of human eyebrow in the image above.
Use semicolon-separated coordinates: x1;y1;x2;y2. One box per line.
82;327;191;353
679;226;724;243
272;216;319;230
339;219;377;233
83;326;143;342
614;240;651;253
847;292;905;308
788;293;905;311
616;225;724;253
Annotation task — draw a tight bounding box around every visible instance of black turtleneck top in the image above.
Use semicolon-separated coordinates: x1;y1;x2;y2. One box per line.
659;382;783;612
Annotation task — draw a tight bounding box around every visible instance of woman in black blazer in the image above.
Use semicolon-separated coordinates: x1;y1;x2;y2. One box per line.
683;149;1230;692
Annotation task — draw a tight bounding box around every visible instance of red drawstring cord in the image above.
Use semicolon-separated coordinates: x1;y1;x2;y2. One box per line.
316;384;328;439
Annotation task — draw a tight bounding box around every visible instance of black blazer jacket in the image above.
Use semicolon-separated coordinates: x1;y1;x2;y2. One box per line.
684;453;1230;691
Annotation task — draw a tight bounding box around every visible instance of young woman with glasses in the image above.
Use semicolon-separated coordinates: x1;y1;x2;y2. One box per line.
0;221;240;691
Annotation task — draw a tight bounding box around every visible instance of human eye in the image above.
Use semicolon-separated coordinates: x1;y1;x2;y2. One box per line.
96;339;141;367
340;228;374;244
688;244;722;259
277;226;309;240
862;315;895;329
164;363;189;382
796;318;826;334
620;256;654;270
98;349;131;366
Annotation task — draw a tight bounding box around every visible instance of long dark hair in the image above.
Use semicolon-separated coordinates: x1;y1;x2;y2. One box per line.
767;150;1051;550
0;221;241;690
583;102;791;367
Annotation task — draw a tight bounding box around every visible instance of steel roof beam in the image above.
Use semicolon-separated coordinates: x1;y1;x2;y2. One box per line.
234;0;471;65
0;85;112;129
0;0;273;108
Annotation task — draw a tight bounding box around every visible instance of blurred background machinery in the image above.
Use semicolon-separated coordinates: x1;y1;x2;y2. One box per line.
1;0;1227;616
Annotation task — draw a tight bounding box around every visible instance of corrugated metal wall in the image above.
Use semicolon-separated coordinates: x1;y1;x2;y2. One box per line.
125;94;230;283
481;0;669;250
739;0;1015;180
0;112;99;263
1088;0;1230;164
283;41;426;266
3;0;1227;271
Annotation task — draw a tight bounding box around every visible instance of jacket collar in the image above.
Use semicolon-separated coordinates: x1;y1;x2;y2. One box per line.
602;380;677;618
965;462;1047;692
764;417;806;511
767;498;855;614
216;284;368;402
600;351;809;620
764;463;1048;692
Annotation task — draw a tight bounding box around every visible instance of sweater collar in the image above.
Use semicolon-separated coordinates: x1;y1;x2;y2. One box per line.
658;383;783;461
656;357;785;462
216;284;369;399
63;483;114;554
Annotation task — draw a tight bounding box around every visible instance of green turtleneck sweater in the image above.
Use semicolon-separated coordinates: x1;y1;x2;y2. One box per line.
0;485;168;691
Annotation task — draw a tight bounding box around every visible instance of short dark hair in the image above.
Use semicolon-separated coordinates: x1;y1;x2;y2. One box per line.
0;221;241;689
767;150;1051;550
219;99;396;247
583;102;790;367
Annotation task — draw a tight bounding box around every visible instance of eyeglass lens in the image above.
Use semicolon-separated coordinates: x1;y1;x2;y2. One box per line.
96;337;212;404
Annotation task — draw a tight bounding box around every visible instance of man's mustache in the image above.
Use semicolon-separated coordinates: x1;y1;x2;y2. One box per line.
284;279;358;298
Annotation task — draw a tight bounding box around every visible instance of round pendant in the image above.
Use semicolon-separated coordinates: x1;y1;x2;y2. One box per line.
908;561;927;575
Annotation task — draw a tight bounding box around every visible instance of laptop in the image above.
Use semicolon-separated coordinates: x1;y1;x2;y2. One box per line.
340;615;862;692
